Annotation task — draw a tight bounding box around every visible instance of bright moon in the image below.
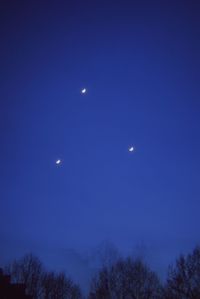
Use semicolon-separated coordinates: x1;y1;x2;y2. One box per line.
129;146;135;152
56;159;61;165
81;88;87;94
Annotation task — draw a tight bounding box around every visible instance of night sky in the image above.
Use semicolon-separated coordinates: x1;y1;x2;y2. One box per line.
0;0;200;292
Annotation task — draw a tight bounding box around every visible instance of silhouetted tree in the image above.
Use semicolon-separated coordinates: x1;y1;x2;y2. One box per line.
5;253;83;299
164;246;200;299
89;257;162;299
42;271;82;299
6;253;44;299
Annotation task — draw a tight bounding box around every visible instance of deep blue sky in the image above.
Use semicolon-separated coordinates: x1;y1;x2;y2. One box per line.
0;0;200;290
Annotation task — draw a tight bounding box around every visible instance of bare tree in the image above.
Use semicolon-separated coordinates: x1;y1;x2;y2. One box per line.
6;253;44;299
89;257;162;299
5;253;83;299
42;271;82;299
164;246;200;299
89;267;110;299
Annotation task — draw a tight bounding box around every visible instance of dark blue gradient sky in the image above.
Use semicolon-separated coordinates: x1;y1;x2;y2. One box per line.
0;0;200;289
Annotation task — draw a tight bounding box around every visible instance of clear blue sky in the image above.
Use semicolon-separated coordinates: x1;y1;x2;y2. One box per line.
0;0;200;289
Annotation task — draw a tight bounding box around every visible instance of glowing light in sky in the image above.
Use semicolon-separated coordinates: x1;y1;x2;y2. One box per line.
81;88;87;94
56;159;61;165
128;146;135;152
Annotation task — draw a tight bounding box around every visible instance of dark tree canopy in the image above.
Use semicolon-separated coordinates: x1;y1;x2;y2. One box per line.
3;246;200;299
42;271;81;299
5;253;82;299
7;253;43;299
165;246;200;299
89;257;162;299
